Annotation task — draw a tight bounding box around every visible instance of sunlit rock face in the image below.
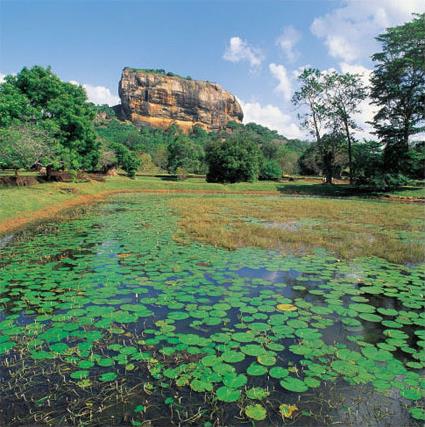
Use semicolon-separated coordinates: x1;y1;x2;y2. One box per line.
116;67;243;132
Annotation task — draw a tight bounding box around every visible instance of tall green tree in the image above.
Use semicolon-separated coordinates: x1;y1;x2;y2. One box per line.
324;72;367;183
0;66;99;170
370;13;425;173
292;69;326;146
292;68;334;182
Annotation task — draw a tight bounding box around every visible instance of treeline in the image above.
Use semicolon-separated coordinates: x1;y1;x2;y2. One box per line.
292;13;424;189
95;107;308;181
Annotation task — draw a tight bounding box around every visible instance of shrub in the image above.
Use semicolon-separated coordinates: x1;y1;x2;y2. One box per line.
259;159;282;180
167;135;204;174
206;133;261;183
112;142;141;178
176;167;188;180
369;173;409;191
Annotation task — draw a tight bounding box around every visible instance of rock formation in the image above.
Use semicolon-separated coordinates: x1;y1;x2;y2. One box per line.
116;68;243;132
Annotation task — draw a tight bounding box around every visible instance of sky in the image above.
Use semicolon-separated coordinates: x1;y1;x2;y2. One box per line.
1;0;424;139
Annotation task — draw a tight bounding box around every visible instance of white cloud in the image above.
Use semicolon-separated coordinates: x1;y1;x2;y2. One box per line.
223;36;264;68
240;99;303;139
311;0;425;63
0;73;5;83
276;25;301;62
70;80;119;106
269;63;292;102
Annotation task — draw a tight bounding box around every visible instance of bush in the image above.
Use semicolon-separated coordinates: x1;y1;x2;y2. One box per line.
112;142;141;178
175;167;188;180
206;133;261;183
0;123;58;174
167;135;204;174
369;173;409;191
259;159;282;180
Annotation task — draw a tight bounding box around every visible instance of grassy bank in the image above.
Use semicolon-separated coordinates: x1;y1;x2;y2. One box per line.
0;175;424;237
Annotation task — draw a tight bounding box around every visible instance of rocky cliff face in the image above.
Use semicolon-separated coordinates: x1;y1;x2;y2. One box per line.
117;68;243;132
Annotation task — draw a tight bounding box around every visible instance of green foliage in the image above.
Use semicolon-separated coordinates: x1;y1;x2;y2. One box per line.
406;142;425;179
0;80;36;127
298;133;347;182
111;142;141;178
0;66;99;170
226;122;308;177
351;141;383;185
96;119;146;151
292;68;327;143
259;159;282;181
126;68;188;80
293;68;367;183
323;71;368;183
206;132;261;183
370;13;425;173
167;134;205;174
0;123;58;172
93;104;117;119
95;114;306;180
368;173;410;192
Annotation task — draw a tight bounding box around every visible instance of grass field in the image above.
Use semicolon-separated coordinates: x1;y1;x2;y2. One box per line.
0;176;424;248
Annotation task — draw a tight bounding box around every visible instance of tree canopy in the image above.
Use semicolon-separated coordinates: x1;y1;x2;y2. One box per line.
0;66;99;170
370;13;425;173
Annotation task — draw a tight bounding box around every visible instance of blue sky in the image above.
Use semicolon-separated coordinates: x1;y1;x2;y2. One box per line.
1;0;423;138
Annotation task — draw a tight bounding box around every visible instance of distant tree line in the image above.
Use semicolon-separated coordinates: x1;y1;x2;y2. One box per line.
95;110;309;182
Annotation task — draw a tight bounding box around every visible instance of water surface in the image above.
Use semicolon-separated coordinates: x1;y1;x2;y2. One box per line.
0;194;424;426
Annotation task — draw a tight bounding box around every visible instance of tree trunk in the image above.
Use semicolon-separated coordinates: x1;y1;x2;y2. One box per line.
343;119;353;184
14;169;19;177
46;165;53;181
323;151;333;184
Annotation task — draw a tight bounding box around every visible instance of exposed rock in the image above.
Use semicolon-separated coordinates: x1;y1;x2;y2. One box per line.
117;68;243;132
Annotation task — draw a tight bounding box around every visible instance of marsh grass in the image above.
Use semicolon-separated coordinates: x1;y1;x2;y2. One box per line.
1;176;424;235
170;195;425;264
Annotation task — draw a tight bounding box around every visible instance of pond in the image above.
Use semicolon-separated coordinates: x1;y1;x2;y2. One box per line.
0;193;424;426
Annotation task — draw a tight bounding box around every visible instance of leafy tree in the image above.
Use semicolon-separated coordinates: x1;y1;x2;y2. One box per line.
323;72;367;183
1;66;99;170
167;135;205;174
206;133;261;183
351;140;383;184
259;159;282;180
292;68;326;150
112;142;140;178
0;124;57;175
370;13;425;173
406;141;425;179
0;81;37;127
298;133;347;182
